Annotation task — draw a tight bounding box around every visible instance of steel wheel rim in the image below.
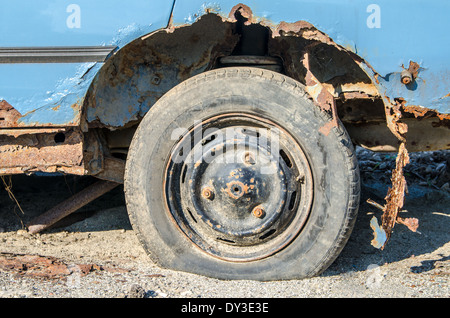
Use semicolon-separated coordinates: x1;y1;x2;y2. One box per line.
164;113;313;262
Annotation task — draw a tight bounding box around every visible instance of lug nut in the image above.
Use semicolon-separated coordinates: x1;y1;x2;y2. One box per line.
252;206;265;218
202;187;214;200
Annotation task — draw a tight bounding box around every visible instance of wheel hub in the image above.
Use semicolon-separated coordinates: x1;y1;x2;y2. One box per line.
189;135;288;242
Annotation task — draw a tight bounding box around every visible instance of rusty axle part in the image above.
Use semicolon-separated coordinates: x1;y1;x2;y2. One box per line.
400;69;413;85
27;180;120;234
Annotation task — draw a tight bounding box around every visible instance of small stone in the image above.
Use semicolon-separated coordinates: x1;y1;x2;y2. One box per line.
16;229;28;236
157;290;168;298
126;284;146;298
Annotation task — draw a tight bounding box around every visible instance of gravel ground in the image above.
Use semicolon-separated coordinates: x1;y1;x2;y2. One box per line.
0;148;448;299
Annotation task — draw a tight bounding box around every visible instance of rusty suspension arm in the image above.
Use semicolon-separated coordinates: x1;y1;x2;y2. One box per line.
27;180;120;234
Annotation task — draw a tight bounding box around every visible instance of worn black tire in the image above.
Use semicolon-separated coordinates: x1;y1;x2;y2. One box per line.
124;67;360;281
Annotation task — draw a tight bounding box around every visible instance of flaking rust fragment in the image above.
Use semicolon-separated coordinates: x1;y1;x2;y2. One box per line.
403;61;420;80
301;50;339;136
0;100;22;128
380;142;411;248
384;98;408;143
0;252;130;280
370;93;420;249
367;144;419;250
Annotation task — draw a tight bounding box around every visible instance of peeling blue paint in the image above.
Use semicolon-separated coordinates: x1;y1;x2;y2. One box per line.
370;216;387;249
17;63;102;126
0;0;175;126
379;70;450;114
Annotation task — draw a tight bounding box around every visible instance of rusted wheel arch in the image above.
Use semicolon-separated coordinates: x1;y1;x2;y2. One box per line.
82;7;383;139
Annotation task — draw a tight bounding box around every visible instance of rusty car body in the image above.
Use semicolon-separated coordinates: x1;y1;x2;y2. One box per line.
1;0;448;279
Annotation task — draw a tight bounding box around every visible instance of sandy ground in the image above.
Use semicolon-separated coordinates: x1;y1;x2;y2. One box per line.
0;148;448;298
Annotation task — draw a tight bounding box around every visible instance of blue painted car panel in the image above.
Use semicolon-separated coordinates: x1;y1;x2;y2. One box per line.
0;0;448;129
0;0;175;125
1;1;174;47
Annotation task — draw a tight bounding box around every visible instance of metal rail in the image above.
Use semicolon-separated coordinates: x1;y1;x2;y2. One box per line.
0;46;117;63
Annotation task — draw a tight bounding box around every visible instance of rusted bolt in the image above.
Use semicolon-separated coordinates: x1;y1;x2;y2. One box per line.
202;187;214;200
252;206;265;218
401;70;413;85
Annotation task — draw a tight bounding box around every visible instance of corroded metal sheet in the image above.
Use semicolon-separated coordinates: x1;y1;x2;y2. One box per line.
0;252;130;279
0;128;85;175
85;13;240;128
85;5;381;131
381;143;413;248
0;101;22;127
